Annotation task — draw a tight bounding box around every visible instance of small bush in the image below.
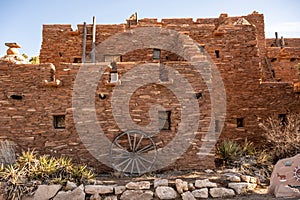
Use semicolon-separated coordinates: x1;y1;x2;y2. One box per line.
216;138;273;182
0;149;94;200
216;139;242;165
259;112;300;162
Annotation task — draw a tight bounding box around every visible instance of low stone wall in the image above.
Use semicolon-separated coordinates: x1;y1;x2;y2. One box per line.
9;173;260;200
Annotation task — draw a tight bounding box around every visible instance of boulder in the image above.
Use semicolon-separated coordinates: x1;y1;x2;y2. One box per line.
85;185;114;194
155;186;178;199
5;42;22;48
120;190;153;200
53;184;85;200
7;48;19;55
274;184;300;198
125;181;151;190
192;188;208;198
90;193;101;200
269;154;300;196
195;179;217;188
240;175;251;183
175;179;188;194
154;179;168;188
181;191;196;200
33;185;62;200
114;185;126;194
228;182;249;194
225;174;241;182
188;182;195;191
209;187;235;198
65;181;77;191
104;195;118;200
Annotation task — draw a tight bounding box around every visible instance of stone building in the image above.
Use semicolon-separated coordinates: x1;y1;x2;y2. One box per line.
0;12;299;172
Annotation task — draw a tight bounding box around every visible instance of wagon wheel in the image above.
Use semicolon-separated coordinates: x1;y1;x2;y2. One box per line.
110;130;157;175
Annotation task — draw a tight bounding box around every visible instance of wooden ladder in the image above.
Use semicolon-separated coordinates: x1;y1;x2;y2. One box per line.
82;16;96;63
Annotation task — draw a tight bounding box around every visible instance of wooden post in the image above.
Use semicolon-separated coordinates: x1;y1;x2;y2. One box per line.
82;22;87;63
275;32;279;47
91;16;96;63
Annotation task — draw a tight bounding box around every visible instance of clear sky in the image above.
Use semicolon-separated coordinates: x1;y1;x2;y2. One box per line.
1;0;300;58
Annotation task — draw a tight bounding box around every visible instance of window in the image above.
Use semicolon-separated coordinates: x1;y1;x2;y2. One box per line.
158;111;171;130
215;50;220;58
237;118;244;128
10;94;23;100
278;114;287;126
198;45;205;53
73;57;82;63
153;49;161;60
215;120;219;132
53;115;65;129
110;72;118;83
271;58;277;62
271;70;275;78
195;92;202;99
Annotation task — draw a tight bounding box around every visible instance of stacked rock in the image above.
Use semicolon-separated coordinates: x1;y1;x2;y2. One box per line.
0;42;29;64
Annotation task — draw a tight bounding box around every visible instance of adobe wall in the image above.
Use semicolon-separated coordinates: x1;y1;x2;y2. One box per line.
1;12;299;172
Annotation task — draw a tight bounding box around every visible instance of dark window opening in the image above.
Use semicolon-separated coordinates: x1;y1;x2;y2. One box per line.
215;50;220;58
237;118;244;128
59;52;63;57
271;69;275;78
53;115;65;129
198;45;205;53
158;111;171;130
73;57;82;63
195;92;202;99
153;49;161;60
278;114;287;126
271;58;277;62
215;120;219;132
10;95;23;100
290;58;296;62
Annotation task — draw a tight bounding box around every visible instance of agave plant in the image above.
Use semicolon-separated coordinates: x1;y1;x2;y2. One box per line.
1;165;27;200
33;155;58;181
216;139;242;165
72;165;94;184
16;149;38;176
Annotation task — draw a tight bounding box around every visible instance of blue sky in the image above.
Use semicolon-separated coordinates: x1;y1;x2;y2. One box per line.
1;0;300;58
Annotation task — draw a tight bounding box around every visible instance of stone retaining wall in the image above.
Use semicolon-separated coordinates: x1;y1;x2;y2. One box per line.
9;173;260;200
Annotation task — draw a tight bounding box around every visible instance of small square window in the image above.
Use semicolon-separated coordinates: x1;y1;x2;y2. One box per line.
53;115;65;129
237;118;244;128
153;49;161;60
158;111;171;130
73;57;82;63
110;72;118;83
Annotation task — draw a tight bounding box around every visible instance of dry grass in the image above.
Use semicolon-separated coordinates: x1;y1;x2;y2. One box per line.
259;112;300;162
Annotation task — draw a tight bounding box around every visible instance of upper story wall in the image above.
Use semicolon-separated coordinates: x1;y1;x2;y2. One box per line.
39;13;264;73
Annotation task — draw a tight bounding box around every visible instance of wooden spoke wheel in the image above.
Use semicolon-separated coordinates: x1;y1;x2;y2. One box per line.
110;130;157;175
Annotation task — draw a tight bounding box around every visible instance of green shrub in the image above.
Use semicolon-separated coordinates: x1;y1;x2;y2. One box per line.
216;139;242;165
